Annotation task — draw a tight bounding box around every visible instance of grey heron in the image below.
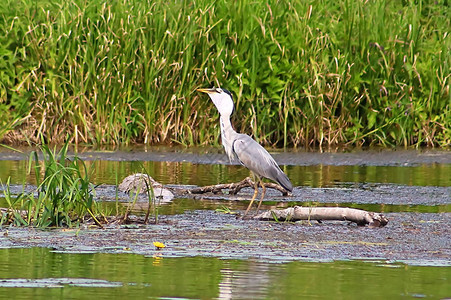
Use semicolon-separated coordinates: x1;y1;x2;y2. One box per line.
197;87;292;216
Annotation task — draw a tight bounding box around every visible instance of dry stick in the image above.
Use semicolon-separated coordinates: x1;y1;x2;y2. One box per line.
254;206;389;228
188;177;290;196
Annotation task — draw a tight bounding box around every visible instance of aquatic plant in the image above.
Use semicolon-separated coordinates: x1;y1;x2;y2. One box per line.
0;0;449;147
1;142;103;227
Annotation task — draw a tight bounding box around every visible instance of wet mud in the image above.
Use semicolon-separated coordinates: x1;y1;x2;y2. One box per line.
0;210;449;265
1;182;450;265
0;148;449;265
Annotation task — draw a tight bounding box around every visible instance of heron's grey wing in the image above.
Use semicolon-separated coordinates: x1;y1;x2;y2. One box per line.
232;134;293;192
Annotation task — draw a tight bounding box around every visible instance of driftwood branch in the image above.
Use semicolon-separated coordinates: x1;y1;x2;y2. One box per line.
254;206;388;228
188;177;290;196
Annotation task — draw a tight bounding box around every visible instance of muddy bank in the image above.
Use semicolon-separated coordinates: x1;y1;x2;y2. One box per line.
0;210;449;265
1;183;449;264
0;147;450;166
0;183;449;264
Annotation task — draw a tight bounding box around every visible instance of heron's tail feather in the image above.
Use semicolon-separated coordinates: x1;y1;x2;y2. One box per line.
276;172;293;192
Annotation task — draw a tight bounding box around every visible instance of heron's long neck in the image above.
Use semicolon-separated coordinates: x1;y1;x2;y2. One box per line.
219;114;237;161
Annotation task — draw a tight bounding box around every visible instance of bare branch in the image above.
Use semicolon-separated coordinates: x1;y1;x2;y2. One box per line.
188;177;290;196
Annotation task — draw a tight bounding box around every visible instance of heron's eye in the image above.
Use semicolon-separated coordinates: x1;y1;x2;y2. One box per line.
216;88;223;93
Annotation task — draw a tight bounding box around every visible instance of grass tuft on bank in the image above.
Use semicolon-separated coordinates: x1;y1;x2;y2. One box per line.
1;142;104;227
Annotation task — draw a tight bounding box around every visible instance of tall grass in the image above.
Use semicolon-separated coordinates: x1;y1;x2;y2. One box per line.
0;0;449;147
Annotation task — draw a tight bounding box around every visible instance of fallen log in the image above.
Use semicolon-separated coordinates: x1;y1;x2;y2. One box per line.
188;177;290;196
253;206;388;228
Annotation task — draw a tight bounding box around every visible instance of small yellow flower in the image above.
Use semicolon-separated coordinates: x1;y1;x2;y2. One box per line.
153;241;166;249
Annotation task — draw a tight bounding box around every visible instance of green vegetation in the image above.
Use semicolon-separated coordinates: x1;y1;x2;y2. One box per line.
1;142;104;227
0;143;163;227
0;0;449;147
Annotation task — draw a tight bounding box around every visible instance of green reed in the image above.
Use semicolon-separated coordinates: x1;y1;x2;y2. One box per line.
0;0;449;147
1;142;103;227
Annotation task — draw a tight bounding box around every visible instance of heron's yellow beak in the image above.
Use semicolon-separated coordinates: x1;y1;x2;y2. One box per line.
197;88;216;94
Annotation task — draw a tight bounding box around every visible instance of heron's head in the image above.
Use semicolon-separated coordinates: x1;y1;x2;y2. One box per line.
197;87;234;116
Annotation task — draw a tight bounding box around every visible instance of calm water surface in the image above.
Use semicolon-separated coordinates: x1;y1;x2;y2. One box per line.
0;248;449;299
0;149;449;299
1;159;450;187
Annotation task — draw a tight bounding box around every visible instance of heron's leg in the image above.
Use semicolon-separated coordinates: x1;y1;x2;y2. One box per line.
255;178;266;214
243;179;259;217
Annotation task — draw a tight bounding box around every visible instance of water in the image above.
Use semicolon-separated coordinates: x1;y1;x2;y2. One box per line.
0;248;449;299
1;159;450;187
0;148;449;298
